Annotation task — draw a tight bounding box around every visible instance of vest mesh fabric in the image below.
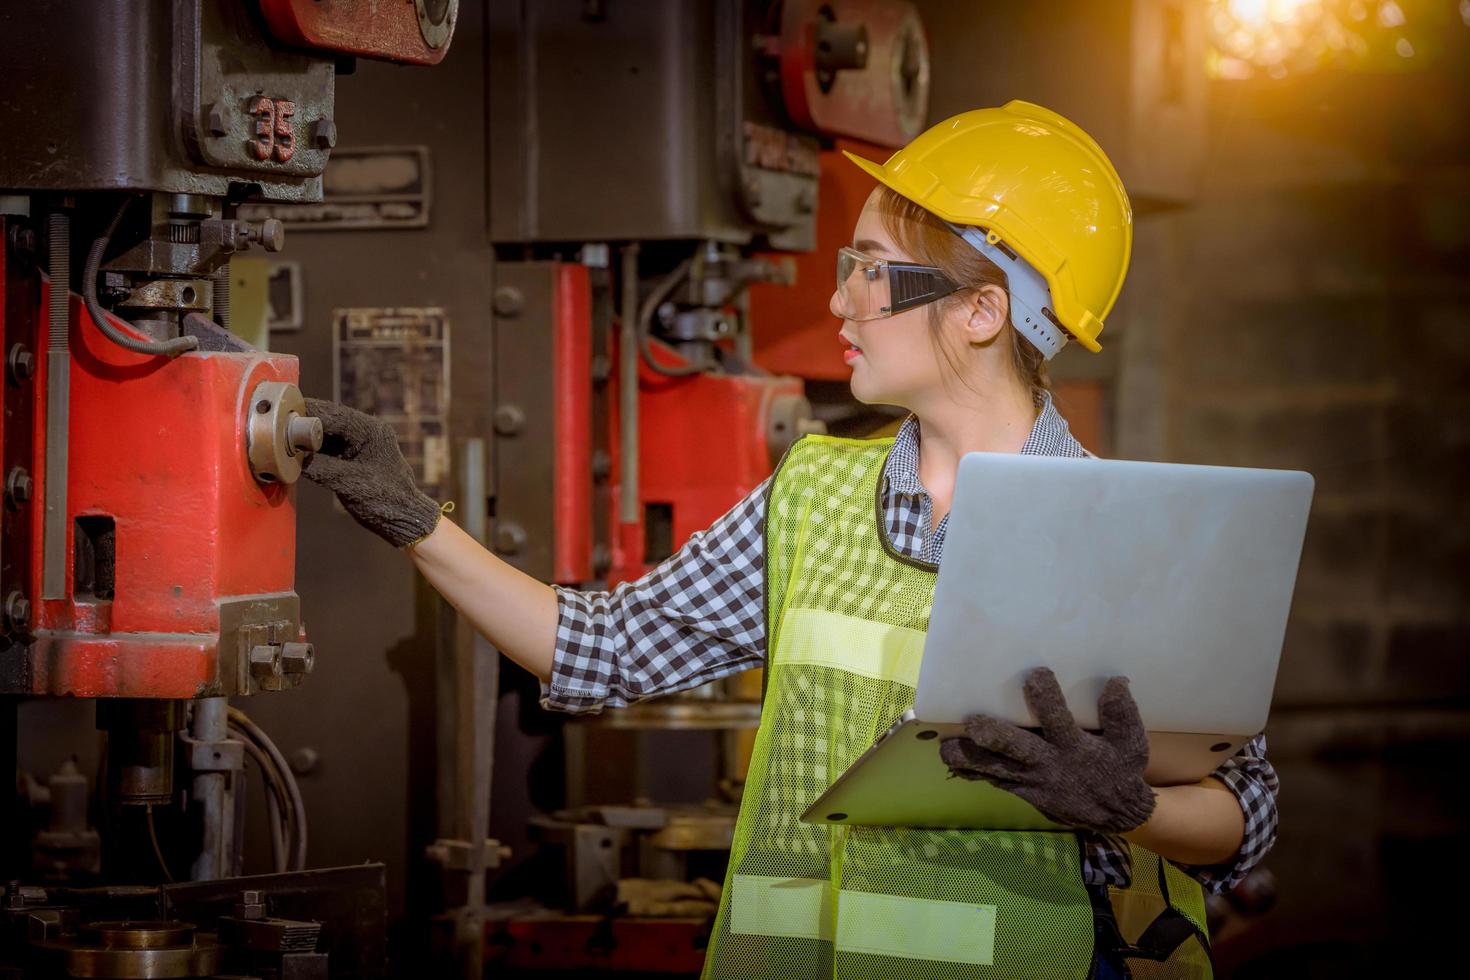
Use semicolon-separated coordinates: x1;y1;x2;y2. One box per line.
702;435;1210;979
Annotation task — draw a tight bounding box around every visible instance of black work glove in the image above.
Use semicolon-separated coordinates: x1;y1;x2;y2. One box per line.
302;398;444;549
939;667;1156;834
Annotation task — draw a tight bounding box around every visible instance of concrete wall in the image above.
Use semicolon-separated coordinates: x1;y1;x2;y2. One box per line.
1116;71;1470;973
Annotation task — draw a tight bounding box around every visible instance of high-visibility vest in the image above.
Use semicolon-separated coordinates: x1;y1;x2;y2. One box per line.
703;435;1212;979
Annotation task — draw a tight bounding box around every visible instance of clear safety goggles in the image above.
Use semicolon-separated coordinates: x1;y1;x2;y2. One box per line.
834;246;961;321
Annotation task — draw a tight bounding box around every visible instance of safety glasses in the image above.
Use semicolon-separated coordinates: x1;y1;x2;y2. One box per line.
834;245;961;321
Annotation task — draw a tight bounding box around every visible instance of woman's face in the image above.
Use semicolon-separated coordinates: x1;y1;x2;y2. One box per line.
830;190;970;409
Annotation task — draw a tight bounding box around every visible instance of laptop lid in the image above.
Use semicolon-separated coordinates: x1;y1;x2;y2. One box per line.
914;453;1313;735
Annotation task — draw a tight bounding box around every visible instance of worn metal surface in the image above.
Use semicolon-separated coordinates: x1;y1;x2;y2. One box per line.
246;380;320;486
774;0;930;146
332;307;450;499
488;0;816;249
259;0;459;65
238;3;497;923
240;147;433;232
492;263;596;584
0;271;308;697
187;698;239;881
0;2;331;200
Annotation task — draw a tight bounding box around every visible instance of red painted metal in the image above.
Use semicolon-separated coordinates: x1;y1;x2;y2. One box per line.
0;267;304;698
777;0;928;147
259;0;455;66
552;264;593;585
749;140;888;382
486;915;707;974
603;337;803;587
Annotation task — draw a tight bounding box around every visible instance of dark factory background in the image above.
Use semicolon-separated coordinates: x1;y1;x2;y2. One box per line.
4;1;1468;977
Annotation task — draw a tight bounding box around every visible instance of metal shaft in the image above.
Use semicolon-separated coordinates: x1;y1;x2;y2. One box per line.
619;243;640;525
189;698;234;880
43;210;70;599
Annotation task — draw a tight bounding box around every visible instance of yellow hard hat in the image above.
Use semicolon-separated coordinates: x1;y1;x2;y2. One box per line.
842;100;1132;354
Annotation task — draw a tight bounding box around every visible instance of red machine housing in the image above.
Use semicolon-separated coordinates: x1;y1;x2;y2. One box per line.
0;227;306;699
604;344;805;588
259;0;457;65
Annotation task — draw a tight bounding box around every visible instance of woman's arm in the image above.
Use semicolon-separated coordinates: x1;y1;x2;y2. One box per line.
408;517;561;682
1122;776;1245;867
1137;733;1280;890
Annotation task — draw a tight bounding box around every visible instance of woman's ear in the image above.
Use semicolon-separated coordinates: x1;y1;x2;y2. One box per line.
960;284;1009;347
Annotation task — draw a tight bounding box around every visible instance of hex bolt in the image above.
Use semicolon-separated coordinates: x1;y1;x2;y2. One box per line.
5;468;32;508
234;889;266;921
314;118;338;149
249;644;283;680
280;642;314;675
7;344;35;384
4;592;30;631
287;416;323;454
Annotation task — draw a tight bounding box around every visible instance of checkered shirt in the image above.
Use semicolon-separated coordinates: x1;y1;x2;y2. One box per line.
547;393;1279;894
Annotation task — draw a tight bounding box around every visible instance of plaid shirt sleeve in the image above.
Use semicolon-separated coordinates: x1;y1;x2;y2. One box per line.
542;478;771;714
1172;732;1280;893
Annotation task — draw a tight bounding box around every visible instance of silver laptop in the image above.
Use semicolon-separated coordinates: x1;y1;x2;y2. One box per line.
800;452;1314;831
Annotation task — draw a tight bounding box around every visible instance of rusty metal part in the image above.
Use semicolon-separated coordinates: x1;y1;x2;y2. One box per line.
0;2;332;200
119;278;212;312
33;920;222;979
247;381;319;485
258;0;459;65
776;0;929;147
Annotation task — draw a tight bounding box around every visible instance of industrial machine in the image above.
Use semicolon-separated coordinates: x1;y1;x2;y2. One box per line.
0;1;457;976
482;1;929;972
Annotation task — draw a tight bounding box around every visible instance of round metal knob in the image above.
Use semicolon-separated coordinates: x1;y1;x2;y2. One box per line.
287;416;323;454
252;218;285;253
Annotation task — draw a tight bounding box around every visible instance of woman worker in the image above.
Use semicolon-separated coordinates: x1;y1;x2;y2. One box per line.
304;101;1278;979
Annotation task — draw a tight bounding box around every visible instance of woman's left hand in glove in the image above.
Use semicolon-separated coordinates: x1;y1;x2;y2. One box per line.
938;666;1157;834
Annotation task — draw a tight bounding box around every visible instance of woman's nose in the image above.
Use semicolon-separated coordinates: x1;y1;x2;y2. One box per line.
829;289;843;318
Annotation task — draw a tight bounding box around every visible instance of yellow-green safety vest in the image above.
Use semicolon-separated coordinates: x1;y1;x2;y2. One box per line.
703;434;1214;979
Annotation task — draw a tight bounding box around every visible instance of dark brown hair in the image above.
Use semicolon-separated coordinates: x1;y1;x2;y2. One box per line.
875;187;1049;404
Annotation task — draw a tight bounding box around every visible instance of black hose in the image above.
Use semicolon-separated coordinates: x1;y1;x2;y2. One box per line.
82;196;199;357
637;259;709;377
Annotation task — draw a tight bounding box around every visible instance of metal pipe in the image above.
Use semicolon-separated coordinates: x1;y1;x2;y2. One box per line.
188;698;232;881
42;210;70;600
619;243;640;526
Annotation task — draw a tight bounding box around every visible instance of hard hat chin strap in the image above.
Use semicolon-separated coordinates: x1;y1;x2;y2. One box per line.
950;224;1068;360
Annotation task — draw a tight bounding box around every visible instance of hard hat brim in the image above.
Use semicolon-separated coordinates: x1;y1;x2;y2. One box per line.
840;149;1105;354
